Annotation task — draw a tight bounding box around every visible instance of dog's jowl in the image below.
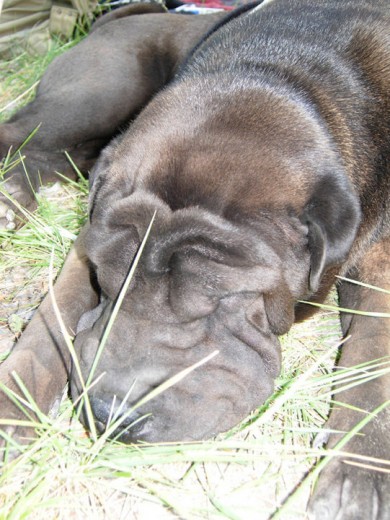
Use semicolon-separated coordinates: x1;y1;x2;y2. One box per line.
0;1;389;518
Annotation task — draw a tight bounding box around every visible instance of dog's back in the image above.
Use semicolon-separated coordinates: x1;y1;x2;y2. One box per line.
178;0;390;245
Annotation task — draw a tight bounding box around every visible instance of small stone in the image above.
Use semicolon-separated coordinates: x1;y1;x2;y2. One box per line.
5;209;15;222
6;221;16;230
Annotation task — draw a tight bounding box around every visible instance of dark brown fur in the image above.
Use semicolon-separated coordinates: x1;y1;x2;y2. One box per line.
0;2;389;518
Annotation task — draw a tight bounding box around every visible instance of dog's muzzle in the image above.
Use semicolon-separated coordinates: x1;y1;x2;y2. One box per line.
71;292;281;443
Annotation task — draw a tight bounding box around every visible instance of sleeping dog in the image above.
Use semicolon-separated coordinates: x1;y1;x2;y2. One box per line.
0;1;389;517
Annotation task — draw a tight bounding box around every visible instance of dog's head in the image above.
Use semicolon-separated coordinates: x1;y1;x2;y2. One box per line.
71;84;360;443
72;196;305;441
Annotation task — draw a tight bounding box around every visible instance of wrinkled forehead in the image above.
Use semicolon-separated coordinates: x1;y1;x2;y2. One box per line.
86;191;288;270
83;199;310;337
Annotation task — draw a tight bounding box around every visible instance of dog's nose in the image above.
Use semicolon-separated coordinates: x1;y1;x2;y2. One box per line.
88;396;150;440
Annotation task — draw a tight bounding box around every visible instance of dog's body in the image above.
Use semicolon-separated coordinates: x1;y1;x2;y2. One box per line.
1;1;390;517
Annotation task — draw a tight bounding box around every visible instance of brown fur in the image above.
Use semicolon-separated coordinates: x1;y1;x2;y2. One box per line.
0;2;389;518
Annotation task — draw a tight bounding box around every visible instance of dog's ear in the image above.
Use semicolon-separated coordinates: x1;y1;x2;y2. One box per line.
303;173;361;293
86;192;172;299
85;223;140;299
